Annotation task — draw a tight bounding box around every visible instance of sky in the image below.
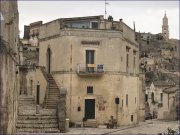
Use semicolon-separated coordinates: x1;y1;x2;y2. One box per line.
18;1;179;39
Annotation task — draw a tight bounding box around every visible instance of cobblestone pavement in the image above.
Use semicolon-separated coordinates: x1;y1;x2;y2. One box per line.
64;120;179;134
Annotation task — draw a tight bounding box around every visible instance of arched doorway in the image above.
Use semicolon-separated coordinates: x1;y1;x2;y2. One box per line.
47;48;51;74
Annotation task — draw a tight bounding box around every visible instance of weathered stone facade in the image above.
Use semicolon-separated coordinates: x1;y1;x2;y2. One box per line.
25;15;142;126
0;0;19;134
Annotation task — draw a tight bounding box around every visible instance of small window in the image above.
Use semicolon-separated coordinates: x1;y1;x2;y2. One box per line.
145;94;148;102
151;92;154;102
126;94;128;107
160;93;163;102
87;86;93;94
133;50;137;55
91;22;98;29
131;115;133;122
126;54;129;67
126;46;130;52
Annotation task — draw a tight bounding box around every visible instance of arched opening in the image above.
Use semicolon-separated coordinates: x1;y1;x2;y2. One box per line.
30;80;33;95
47;48;51;74
145;94;148;102
149;67;151;71
151;92;154;102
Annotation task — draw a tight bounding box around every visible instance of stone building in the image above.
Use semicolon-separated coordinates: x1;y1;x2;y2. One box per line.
19;41;39;96
18;21;41;99
145;81;175;118
0;0;19;134
158;86;179;120
25;15;143;126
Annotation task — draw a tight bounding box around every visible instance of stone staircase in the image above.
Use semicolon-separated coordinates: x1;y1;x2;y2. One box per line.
84;119;98;128
16;95;60;133
46;74;60;109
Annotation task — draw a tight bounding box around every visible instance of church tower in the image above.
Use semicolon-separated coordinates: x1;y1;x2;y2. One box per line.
162;12;169;40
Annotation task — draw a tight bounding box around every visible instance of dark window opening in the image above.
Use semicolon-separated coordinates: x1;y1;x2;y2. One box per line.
126;54;129;73
145;94;148;102
160;93;163;102
86;50;95;64
131;115;133;122
87;86;93;94
151;92;154;102
86;50;95;72
126;94;128;107
91;22;98;29
126;46;130;52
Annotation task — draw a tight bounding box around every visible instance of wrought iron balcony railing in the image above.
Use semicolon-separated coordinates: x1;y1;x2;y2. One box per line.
77;64;104;76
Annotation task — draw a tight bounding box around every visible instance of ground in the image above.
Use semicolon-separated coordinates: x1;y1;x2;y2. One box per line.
64;120;179;134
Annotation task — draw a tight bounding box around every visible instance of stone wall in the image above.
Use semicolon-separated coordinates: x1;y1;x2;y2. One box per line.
0;0;19;134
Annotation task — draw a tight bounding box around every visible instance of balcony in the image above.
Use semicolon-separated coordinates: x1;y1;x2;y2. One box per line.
77;64;104;76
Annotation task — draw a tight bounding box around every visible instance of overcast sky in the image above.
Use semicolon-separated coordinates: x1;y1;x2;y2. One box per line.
18;1;179;39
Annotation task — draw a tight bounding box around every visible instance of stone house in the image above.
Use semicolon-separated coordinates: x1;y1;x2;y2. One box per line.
145;81;174;118
0;0;19;134
24;15;143;126
19;41;39;96
158;86;179;120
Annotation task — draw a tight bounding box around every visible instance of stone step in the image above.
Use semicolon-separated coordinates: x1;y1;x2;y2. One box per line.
18;115;57;120
48;93;59;95
48;95;59;97
84;120;98;128
46;103;58;106
19;100;35;103
16;123;58;128
48;94;60;96
49;87;59;89
17;119;58;124
48;90;59;92
19;100;35;102
46;105;57;108
19;98;35;101
17;128;60;133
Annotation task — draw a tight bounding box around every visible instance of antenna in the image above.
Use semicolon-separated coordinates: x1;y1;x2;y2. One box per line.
105;0;109;19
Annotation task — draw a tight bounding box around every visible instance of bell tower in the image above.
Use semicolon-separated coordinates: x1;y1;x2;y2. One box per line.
162;11;169;40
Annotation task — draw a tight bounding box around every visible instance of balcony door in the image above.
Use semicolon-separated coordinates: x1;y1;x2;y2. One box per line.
86;50;95;72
